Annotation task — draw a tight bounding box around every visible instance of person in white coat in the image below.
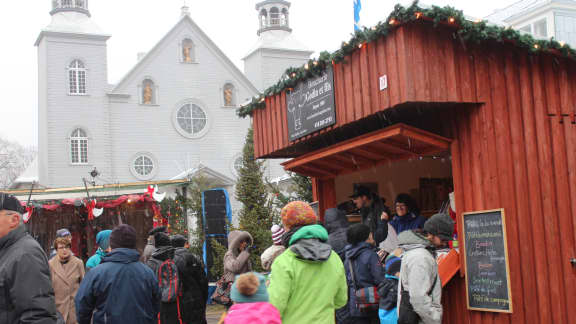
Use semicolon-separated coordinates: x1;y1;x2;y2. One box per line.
397;213;454;324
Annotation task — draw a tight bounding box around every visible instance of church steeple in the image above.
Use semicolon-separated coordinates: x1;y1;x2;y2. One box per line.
256;0;292;36
51;0;90;17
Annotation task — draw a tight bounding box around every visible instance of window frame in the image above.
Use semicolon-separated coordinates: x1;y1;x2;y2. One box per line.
130;152;158;180
68;59;88;96
138;77;159;106
221;82;237;107
172;100;210;139
69;128;89;165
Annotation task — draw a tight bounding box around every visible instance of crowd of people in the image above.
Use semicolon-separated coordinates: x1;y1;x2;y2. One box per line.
0;186;455;324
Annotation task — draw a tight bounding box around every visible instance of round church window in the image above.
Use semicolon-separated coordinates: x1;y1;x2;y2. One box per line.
174;103;209;138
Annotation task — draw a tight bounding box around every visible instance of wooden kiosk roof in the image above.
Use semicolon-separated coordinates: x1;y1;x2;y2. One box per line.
282;123;451;178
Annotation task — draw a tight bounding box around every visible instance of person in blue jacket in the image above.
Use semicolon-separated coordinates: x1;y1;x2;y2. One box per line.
387;193;427;234
75;224;161;324
85;229;112;271
378;256;401;324
344;224;385;324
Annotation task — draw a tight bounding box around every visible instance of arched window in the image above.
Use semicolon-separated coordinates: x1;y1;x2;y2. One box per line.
181;38;195;63
68;60;87;95
141;79;156;105
259;9;268;28
70;128;88;164
270;7;280;26
176;103;207;136
281;8;289;26
223;83;235;107
62;0;73;8
133;155;154;177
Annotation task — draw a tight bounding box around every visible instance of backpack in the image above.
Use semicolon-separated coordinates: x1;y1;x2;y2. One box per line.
156;258;182;303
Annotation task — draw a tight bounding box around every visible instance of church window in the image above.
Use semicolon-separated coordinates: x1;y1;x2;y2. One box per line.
223;83;235;107
181;39;195;63
270;7;280;26
61;0;73;8
141;79;156;105
68;60;87;95
133;155;154;177
176;103;207;136
259;9;268;28
70;128;88;164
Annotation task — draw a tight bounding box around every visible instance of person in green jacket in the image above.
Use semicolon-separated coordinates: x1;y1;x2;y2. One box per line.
85;229;112;271
268;201;348;324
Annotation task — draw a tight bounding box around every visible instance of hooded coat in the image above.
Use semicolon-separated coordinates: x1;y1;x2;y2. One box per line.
397;231;442;324
324;208;349;260
49;255;85;324
223;231;253;283
75;248;161;324
344;242;385;319
173;247;208;324
268;225;348;324
0;225;58;324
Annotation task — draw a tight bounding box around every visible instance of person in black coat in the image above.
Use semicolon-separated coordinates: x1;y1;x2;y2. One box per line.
171;234;208;324
344;224;385;324
147;232;180;324
349;186;390;246
0;193;58;324
324;208;349;260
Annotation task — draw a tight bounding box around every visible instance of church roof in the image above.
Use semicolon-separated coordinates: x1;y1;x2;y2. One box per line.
35;11;110;46
243;30;313;59
110;14;258;95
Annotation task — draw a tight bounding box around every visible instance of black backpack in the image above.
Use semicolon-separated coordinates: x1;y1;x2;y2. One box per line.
154;258;182;304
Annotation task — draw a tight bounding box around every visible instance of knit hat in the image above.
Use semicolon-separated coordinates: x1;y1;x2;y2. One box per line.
424;213;455;241
271;225;285;245
154;232;171;248
171;234;188;248
148;226;167;236
230;272;269;303
56;228;72;238
281;201;317;230
110;224;137;249
385;256;402;276
0;193;23;213
96;230;112;250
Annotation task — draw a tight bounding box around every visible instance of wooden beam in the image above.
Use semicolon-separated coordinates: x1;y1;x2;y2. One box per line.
292;164;337;178
350;147;394;161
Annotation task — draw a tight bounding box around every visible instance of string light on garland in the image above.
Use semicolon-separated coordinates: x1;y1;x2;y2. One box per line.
304;63;309;70
237;2;576;118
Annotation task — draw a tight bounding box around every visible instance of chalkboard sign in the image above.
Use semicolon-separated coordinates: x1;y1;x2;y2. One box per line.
286;66;336;141
463;209;513;313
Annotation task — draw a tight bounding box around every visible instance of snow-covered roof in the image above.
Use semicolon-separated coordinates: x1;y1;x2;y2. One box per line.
243;30;313;59
11;158;38;187
35;11;110;45
170;163;235;186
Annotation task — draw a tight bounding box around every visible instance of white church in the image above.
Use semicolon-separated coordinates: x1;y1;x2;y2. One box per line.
12;0;311;214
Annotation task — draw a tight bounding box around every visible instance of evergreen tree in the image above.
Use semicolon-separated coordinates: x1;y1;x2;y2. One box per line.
235;128;277;272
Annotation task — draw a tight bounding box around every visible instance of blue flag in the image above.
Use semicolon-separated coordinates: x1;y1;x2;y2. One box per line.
354;0;362;31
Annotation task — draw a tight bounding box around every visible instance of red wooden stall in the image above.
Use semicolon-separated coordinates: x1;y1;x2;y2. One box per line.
249;18;576;324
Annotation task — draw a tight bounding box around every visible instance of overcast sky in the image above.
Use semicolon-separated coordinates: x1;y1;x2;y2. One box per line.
0;0;517;147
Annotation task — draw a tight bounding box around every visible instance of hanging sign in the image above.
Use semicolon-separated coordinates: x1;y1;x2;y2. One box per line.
463;209;513;313
286;66;336;141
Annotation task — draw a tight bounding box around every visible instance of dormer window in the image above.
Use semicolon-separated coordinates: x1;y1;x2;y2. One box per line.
181;38;195;63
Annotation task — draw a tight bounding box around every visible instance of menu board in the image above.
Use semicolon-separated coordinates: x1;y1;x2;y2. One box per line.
286;66;336;141
462;209;513;313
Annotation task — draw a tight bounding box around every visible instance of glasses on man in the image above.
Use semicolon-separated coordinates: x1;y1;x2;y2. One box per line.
395;203;408;209
57;246;71;250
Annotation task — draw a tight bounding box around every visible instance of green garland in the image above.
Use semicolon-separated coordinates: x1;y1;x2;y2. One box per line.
238;1;576;118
